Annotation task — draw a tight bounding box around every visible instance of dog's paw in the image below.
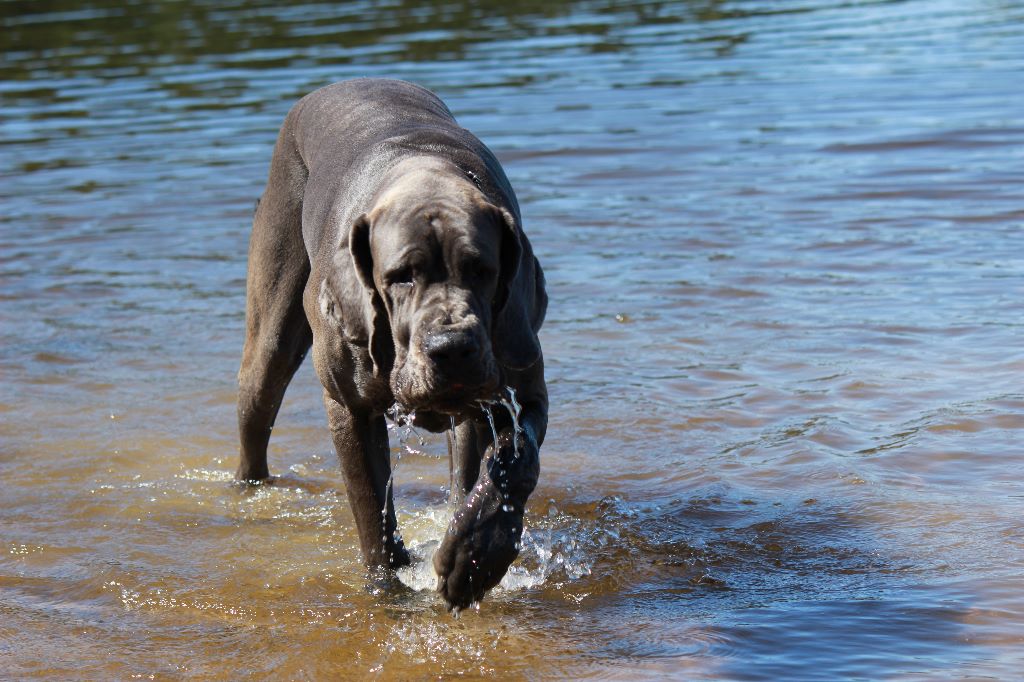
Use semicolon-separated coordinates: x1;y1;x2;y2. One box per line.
433;428;538;612
433;482;523;612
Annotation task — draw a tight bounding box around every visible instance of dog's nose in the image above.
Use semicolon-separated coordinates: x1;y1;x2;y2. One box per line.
423;329;479;373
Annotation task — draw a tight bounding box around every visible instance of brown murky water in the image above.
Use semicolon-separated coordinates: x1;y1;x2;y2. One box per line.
3;0;1024;678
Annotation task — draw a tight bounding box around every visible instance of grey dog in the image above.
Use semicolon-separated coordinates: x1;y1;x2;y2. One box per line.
236;79;547;610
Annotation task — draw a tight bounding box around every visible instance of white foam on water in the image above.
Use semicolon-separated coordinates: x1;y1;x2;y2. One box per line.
176;468;235;483
394;504;594;595
395;505;449;591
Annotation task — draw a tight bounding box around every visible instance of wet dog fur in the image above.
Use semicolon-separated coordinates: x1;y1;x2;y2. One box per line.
236;79;547;611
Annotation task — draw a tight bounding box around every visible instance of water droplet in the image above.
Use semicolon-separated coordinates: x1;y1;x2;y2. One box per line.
482;403;500;454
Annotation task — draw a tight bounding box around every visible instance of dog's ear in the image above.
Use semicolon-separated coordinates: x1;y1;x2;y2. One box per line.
492;206;544;370
350;213;394;377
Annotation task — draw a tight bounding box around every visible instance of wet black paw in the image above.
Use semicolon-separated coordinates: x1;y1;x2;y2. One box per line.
433;428;537;612
433;483;523;612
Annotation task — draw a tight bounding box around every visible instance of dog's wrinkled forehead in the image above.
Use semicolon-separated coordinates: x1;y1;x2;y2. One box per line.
368;179;500;275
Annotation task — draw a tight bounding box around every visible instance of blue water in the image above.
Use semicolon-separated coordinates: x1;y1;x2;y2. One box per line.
2;1;1023;678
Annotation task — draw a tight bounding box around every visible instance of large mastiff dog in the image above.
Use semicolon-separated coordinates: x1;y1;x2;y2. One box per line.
236;79;547;611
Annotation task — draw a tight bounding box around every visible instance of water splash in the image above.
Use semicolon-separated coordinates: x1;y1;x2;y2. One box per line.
497;526;594;593
382;403;425;552
480;402;500;452
395;503;595;596
476;402;509;506
385;403;427;457
391;388;549;590
475;386;528;510
476;386;524;456
501;386;524;460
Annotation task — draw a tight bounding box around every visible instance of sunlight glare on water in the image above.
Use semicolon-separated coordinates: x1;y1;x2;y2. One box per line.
2;0;1024;678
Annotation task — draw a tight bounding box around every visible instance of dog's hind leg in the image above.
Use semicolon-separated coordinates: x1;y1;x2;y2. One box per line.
236;125;312;482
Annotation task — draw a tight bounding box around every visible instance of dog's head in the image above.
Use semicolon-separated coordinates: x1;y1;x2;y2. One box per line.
335;165;540;416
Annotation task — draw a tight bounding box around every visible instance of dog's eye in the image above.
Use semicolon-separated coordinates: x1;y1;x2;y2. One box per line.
464;261;495;283
385;268;414;288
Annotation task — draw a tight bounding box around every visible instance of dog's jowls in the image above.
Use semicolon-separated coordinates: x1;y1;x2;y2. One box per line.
236;79;547;611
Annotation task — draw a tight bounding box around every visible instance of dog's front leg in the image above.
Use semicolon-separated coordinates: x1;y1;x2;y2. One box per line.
434;386;546;611
322;392;411;570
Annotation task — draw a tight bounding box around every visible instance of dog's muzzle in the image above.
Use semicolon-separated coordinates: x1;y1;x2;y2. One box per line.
422;328;483;381
393;322;499;416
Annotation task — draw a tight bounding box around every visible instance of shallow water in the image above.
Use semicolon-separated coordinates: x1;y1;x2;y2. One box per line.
2;0;1024;678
